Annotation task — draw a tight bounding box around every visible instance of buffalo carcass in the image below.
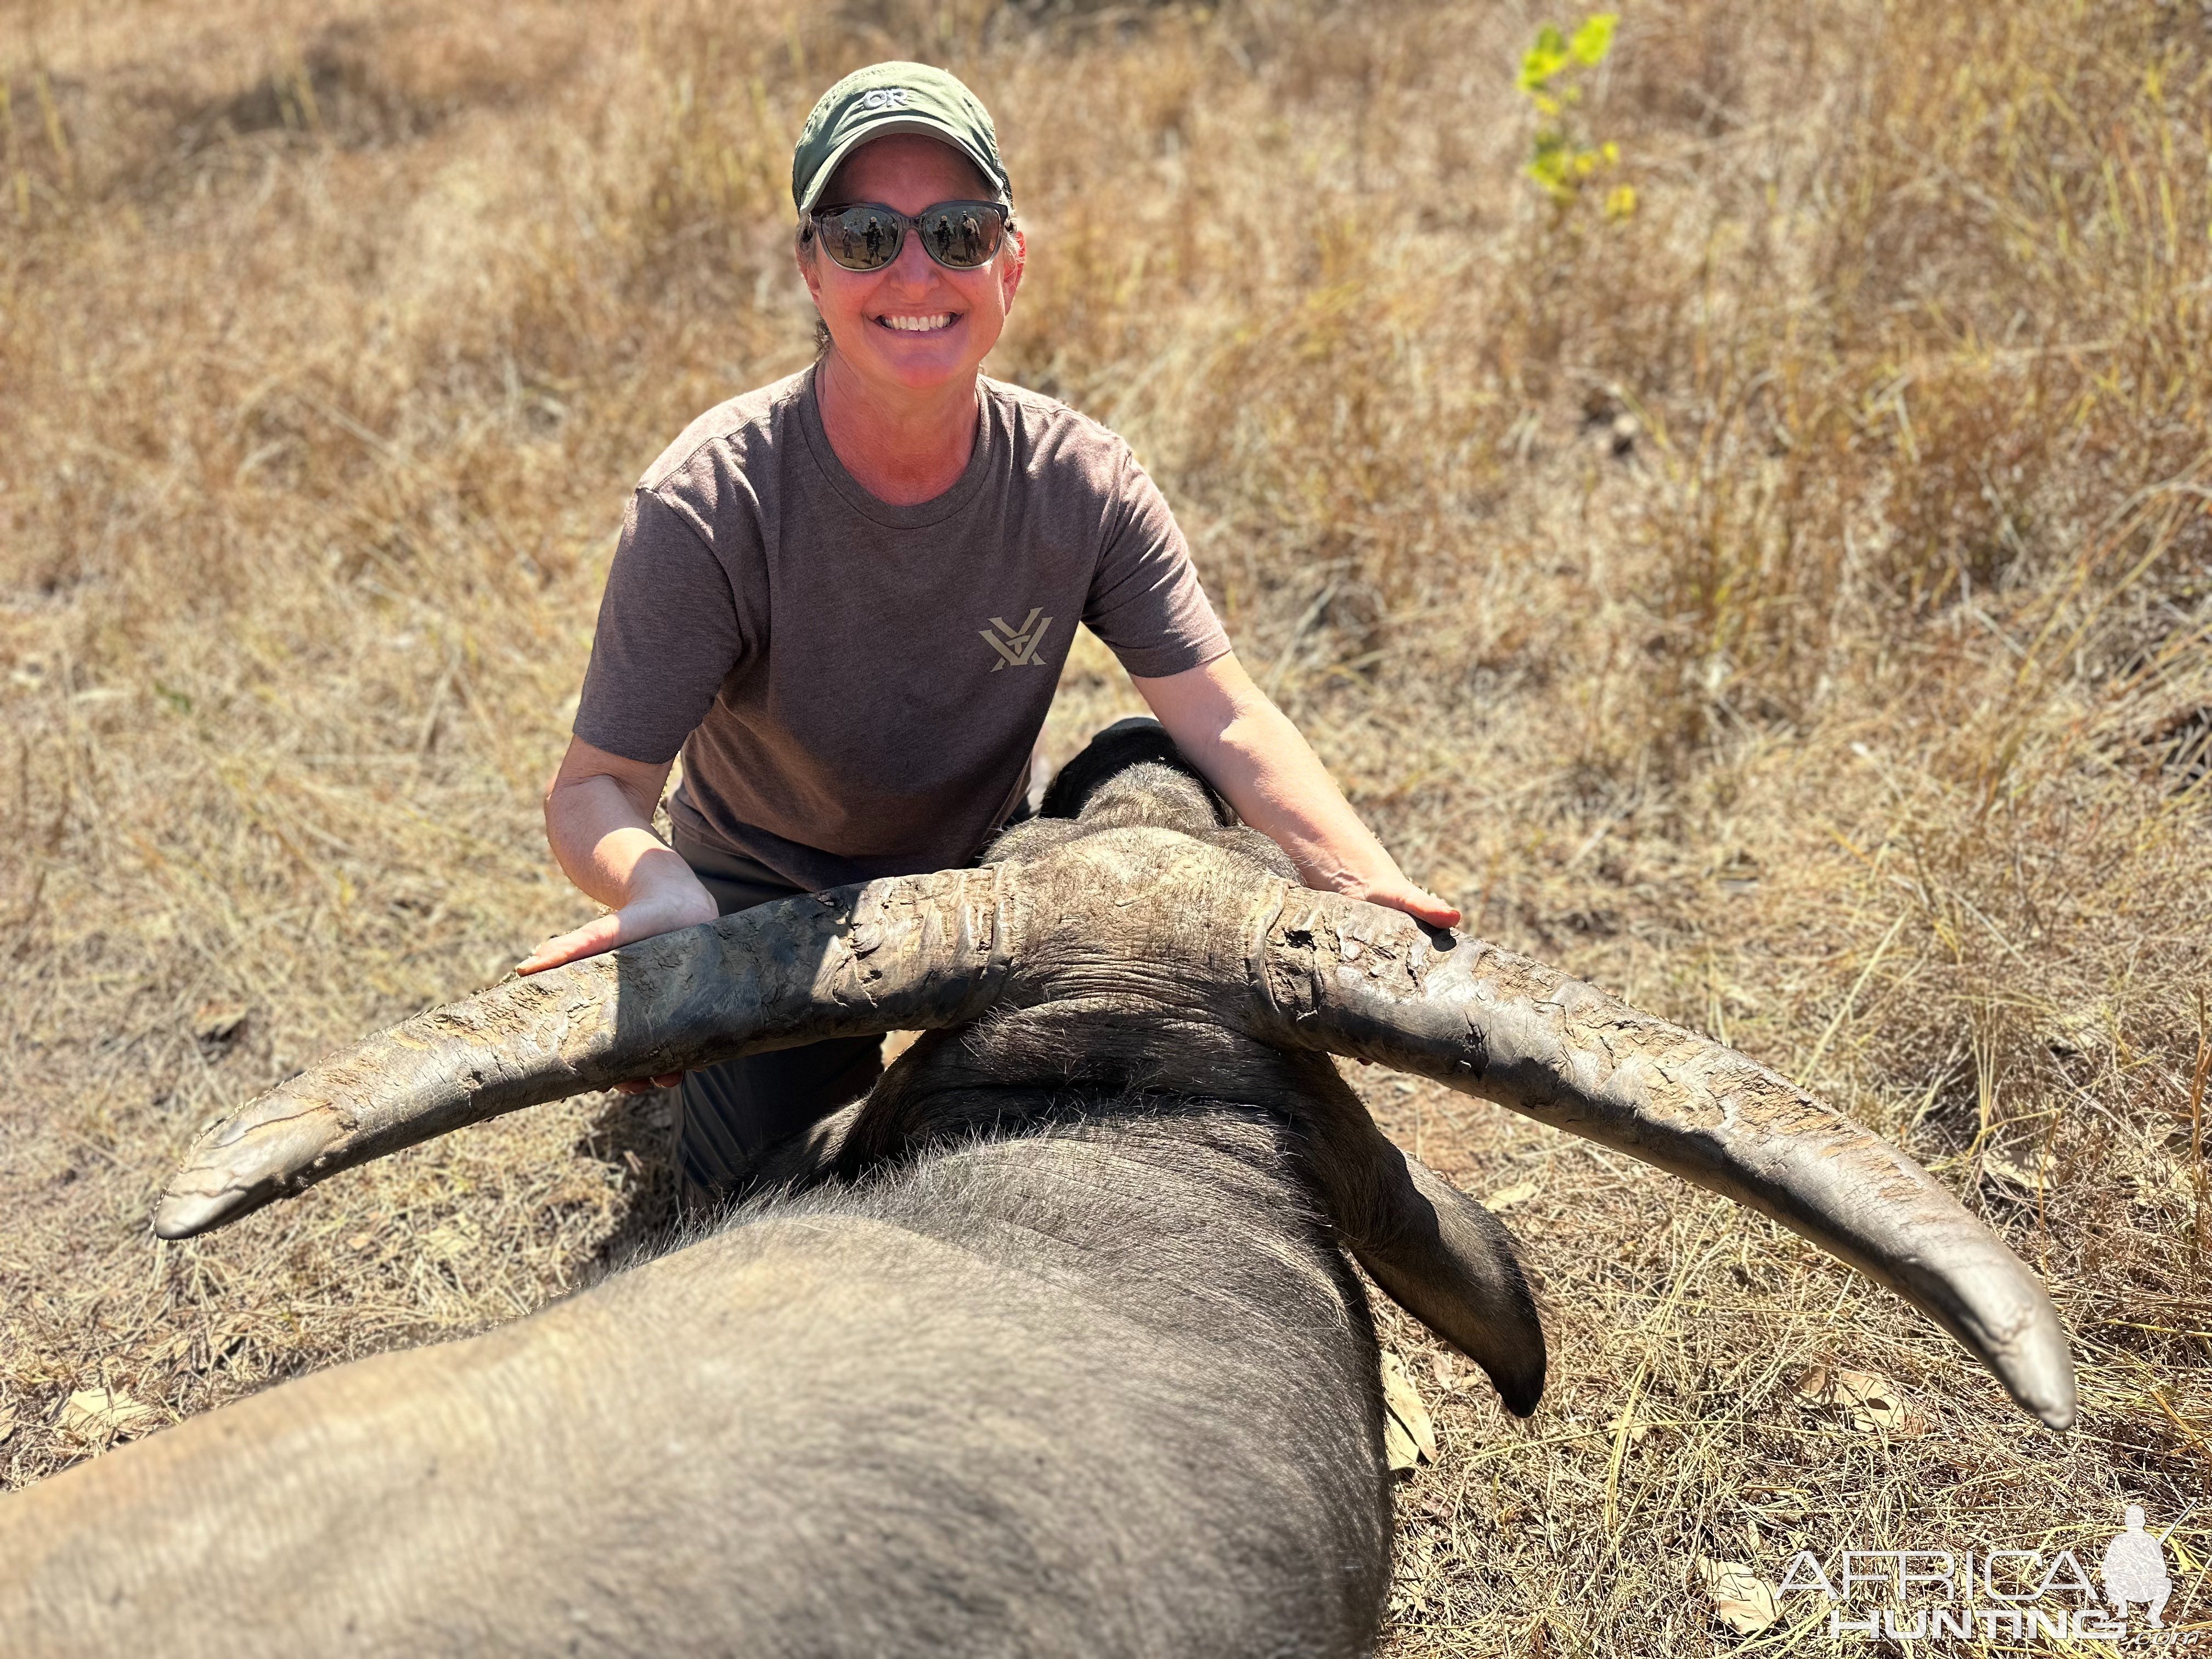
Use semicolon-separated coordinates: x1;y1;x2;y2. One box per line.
0;720;2073;1656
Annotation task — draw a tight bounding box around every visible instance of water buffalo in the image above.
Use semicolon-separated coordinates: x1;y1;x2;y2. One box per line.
0;720;2073;1656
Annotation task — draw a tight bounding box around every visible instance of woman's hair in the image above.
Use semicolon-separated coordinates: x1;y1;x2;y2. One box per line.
797;221;833;359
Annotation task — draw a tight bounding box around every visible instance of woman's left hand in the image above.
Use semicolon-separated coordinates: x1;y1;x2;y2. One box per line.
1131;653;1465;936
1340;876;1462;932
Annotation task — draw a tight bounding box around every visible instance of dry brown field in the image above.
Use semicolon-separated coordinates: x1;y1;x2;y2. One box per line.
3;0;2209;1651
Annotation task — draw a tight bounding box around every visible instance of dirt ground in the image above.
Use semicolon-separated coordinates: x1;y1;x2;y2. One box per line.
3;0;2209;1652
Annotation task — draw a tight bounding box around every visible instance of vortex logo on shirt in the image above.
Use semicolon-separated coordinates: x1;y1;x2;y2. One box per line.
980;610;1053;669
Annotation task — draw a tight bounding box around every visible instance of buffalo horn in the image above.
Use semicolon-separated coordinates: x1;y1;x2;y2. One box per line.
1248;887;2076;1431
154;868;1011;1240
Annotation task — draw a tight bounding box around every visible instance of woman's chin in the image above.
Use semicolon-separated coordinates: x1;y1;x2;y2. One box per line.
839;322;997;391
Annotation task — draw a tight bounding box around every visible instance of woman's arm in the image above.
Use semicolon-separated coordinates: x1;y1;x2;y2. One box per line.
523;736;720;1090
1131;653;1461;928
524;735;726;1090
526;736;720;973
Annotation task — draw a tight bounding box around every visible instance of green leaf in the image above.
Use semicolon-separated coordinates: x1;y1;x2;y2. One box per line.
1526;141;1576;201
1517;24;1569;92
1569;13;1617;66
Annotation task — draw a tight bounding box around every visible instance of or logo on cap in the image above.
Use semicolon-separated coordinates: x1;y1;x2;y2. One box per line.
793;62;1009;213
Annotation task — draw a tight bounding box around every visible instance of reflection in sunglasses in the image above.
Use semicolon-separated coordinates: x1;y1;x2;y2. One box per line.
812;201;1008;272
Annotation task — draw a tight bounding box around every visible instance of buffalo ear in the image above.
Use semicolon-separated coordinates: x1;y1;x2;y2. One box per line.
1347;1149;1547;1418
1286;1055;1545;1416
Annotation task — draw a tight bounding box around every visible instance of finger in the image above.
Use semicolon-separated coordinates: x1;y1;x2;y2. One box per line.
1416;893;1465;928
516;913;627;976
1374;888;1462;930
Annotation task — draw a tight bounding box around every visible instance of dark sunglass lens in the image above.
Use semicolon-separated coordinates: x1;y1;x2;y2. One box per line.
819;206;901;270
919;206;1001;268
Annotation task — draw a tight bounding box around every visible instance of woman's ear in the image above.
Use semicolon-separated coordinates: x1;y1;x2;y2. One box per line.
795;226;825;308
998;225;1026;312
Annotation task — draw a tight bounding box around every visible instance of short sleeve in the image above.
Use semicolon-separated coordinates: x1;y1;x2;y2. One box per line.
573;488;751;765
1082;446;1232;678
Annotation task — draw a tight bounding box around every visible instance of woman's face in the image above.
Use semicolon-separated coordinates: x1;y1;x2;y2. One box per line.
799;134;1025;398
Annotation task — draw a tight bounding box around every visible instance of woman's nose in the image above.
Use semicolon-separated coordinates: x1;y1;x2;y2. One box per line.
882;225;940;286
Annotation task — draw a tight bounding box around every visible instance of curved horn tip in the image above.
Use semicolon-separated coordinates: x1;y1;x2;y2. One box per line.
1267;898;2083;1431
152;1181;267;1240
1926;1270;2075;1430
2002;1334;2078;1432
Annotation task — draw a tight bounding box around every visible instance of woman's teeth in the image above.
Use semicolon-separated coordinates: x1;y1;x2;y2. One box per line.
880;314;953;332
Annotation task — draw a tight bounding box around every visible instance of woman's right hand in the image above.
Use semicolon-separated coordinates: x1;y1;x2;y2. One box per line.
516;868;719;977
513;876;712;1097
517;866;719;1093
531;737;724;1092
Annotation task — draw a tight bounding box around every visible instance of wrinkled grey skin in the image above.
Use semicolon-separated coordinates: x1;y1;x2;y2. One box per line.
1;719;2076;1656
0;726;1538;1658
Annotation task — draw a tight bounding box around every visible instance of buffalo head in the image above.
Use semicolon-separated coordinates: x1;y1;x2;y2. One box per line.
154;718;2072;1432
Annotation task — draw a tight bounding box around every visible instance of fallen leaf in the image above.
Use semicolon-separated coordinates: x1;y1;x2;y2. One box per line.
1485;1180;1541;1211
1607;1408;1650;1446
0;1409;16;1444
59;1387;160;1442
1982;1150;2055;1192
347;1232;375;1251
192;1001;250;1045
1381;1351;1438;1467
1796;1365;1923;1434
1383;1410;1421;1472
1698;1557;1780;1634
1430;1351;1458;1391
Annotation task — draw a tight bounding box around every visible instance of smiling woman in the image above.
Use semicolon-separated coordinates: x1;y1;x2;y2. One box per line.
799;133;1024;503
527;61;1459;1204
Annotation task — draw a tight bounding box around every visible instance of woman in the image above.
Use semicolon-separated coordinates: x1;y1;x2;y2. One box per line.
520;61;1457;1202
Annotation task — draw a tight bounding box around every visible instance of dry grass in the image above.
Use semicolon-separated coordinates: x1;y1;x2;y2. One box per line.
4;0;2210;1650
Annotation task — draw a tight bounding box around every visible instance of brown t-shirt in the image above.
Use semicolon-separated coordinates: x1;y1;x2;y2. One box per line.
574;368;1231;891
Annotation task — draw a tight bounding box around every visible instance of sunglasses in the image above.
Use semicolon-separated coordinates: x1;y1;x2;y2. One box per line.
806;200;1011;273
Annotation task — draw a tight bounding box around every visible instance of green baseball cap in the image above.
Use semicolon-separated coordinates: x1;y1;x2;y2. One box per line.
791;62;1012;216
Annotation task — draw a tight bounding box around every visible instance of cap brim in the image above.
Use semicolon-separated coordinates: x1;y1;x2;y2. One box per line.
798;120;1009;215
